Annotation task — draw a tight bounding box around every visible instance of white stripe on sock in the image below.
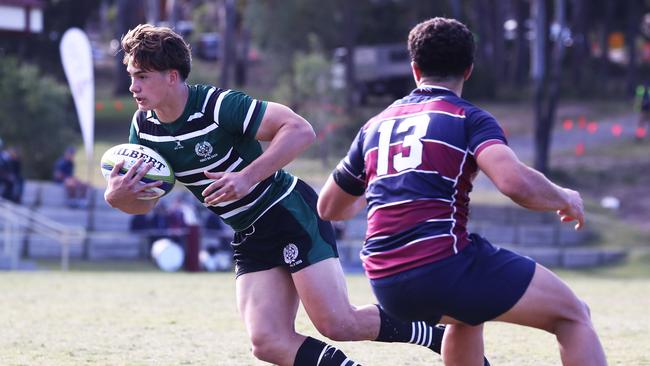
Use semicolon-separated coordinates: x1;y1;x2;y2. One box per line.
426;325;433;348
416;321;423;345
409;322;417;343
419;322;427;346
316;345;331;366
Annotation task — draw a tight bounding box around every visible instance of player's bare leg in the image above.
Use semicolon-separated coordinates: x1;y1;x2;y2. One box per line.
293;258;379;340
437;319;485;366
495;264;607;366
293;258;455;355
237;266;361;366
293;258;379;341
236;267;304;366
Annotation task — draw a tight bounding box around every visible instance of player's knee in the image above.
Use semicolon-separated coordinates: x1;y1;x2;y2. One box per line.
249;330;284;363
547;298;594;334
313;319;352;341
581;300;592;319
567;297;593;324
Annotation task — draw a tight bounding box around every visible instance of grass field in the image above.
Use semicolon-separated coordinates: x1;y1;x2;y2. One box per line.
1;262;649;366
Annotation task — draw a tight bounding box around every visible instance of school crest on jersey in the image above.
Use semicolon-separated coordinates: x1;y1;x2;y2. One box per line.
195;141;217;162
283;243;302;267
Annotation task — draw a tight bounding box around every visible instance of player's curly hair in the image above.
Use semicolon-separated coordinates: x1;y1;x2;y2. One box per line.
408;17;474;80
121;24;191;80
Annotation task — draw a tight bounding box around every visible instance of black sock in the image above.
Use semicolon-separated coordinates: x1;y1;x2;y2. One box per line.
374;306;491;365
294;336;361;366
374;305;445;354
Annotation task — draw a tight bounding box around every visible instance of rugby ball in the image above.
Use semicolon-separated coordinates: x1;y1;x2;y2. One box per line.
100;143;175;199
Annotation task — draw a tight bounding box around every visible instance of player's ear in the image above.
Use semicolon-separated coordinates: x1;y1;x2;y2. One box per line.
463;64;474;81
167;69;180;84
411;61;422;84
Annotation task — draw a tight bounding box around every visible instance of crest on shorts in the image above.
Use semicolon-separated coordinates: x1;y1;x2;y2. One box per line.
283;243;300;266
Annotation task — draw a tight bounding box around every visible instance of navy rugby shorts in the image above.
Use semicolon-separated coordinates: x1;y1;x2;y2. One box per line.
231;179;338;277
370;233;536;325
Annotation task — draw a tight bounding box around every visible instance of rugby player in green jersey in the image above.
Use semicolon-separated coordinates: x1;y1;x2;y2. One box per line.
104;24;451;366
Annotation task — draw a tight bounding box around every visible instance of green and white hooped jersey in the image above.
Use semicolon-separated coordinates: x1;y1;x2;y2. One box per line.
129;84;297;232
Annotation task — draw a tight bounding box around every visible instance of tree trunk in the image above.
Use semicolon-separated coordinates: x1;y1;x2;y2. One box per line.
512;0;529;84
474;0;497;98
220;0;236;89
235;26;250;87
598;0;615;92
145;0;160;24
491;0;506;82
531;0;549;173
113;0;145;95
626;0;641;93
447;0;464;20
342;1;359;112
570;0;589;91
532;0;566;174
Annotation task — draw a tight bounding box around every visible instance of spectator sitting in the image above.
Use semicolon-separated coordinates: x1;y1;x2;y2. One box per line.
129;213;150;258
0;141;23;204
203;214;232;253
0;138;9;200
53;146;88;208
203;213;233;271
129;213;150;233
148;201;170;244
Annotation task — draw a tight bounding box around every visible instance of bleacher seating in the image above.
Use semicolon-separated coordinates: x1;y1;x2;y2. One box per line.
8;181;627;269
37;181;69;207
7;181;141;261
338;204;626;269
6;181;236;262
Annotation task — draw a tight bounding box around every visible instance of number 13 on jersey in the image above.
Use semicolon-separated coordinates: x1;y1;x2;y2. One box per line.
376;114;430;176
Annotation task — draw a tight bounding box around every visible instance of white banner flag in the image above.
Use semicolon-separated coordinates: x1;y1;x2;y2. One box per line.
60;28;95;163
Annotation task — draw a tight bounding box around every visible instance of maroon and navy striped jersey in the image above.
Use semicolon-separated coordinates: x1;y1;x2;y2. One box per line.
334;85;507;279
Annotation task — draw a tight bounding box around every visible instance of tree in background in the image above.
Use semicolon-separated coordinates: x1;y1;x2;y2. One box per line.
0;58;78;180
531;0;566;174
113;0;146;95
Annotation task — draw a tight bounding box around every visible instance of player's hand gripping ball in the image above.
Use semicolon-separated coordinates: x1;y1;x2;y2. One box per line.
100;143;175;200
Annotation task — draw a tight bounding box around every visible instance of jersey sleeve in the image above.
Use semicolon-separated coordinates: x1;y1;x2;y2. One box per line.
332;129;366;196
466;108;508;158
129;113;140;144
215;90;268;139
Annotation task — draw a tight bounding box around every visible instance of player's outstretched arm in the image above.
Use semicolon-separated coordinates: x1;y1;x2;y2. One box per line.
202;102;315;206
248;102;315;180
104;158;161;214
317;174;366;221
476;144;584;229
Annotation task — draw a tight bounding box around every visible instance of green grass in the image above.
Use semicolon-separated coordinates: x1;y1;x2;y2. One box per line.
1;264;649;366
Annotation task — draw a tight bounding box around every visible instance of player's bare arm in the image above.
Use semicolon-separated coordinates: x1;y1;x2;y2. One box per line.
317;175;366;221
202;102;315;206
476;143;584;229
104;158;161;214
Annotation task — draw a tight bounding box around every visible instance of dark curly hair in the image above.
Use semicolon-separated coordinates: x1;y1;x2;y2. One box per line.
408;17;474;80
121;24;191;80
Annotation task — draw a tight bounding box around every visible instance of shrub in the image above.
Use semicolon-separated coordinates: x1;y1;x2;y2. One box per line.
0;57;78;179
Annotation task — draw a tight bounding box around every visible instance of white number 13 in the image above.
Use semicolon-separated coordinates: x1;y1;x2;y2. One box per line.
376;114;429;176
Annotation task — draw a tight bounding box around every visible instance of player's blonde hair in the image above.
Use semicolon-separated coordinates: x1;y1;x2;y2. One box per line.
121;24;191;80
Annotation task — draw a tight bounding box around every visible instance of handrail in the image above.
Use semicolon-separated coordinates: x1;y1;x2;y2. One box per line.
0;197;85;270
